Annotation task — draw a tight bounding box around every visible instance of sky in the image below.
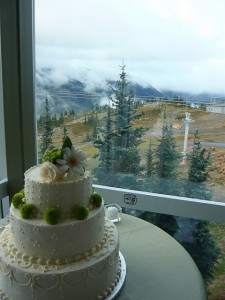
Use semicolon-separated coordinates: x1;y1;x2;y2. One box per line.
35;0;225;94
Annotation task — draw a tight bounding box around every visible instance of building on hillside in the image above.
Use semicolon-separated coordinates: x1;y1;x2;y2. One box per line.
206;104;225;114
190;103;200;109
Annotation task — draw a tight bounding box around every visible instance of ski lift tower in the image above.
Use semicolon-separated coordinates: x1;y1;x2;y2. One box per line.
182;112;195;164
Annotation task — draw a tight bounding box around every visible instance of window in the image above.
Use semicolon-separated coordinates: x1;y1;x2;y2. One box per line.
35;0;225;222
0;24;8;217
0;0;36;201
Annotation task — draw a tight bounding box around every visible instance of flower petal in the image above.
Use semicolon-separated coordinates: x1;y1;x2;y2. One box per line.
63;147;71;157
56;159;67;165
58;165;69;172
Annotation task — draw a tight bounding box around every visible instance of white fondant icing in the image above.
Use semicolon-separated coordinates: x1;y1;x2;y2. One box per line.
9;206;105;260
25;166;93;216
0;221;120;300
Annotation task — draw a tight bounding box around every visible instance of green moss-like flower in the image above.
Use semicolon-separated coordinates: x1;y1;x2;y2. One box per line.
72;204;89;220
20;203;36;219
19;188;25;197
12;193;24;209
44;208;61;225
90;193;102;208
43;148;64;164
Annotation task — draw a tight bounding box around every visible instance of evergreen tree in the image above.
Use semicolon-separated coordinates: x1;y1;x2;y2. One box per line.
182;220;220;284
180;131;220;284
94;105;114;184
183;130;212;200
70;109;75;116
146;141;155;177
87;111;98;140
109;64;143;175
51;114;58;128
141;113;181;236
37;115;43;128
94;64;144;188
155;113;181;180
40;97;53;160
58;112;64;126
188;130;211;183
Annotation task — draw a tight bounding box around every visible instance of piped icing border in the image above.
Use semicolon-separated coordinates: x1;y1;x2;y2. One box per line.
97;258;122;300
0;259;121;300
0;288;10;300
0;219;117;273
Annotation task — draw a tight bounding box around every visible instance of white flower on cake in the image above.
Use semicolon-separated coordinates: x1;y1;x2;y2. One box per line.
39;162;68;182
56;146;87;177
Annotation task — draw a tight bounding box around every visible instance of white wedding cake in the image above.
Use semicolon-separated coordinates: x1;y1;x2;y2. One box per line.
0;138;122;300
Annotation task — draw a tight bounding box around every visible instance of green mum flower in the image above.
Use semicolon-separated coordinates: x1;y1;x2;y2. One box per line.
72;204;89;220
12;193;24;209
43;148;64;164
20;203;36;219
44;208;61;225
90;193;102;208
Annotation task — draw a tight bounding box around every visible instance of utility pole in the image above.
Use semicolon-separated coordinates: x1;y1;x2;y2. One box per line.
182;112;194;164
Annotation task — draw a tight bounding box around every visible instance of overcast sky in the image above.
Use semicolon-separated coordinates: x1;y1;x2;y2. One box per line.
35;0;225;94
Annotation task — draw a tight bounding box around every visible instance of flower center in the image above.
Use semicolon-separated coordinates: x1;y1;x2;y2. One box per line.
69;157;77;165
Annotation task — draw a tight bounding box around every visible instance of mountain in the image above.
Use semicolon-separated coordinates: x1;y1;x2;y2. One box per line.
36;69;101;115
36;68;225;115
161;89;225;104
36;68;165;115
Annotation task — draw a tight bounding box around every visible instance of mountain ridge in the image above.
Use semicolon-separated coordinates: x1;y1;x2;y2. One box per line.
36;67;225;115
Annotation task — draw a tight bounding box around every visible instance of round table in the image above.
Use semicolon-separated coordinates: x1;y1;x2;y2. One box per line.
115;214;207;300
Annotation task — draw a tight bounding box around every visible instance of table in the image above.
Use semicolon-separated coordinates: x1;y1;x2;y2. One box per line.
0;215;206;300
115;214;207;300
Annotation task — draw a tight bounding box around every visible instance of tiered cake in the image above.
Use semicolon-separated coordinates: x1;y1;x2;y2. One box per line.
0;138;121;300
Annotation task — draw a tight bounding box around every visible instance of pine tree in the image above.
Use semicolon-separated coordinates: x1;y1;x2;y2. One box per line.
181;130;220;284
40;97;53;160
141;113;181;236
155;113;181;180
110;64;143;175
183;130;212;200
51;114;58;128
146;141;155;177
94;105;114;184
58;112;64;126
94;64;143;188
182;220;220;284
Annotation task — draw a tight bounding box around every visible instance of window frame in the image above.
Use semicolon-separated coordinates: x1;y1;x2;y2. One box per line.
1;0;225;223
0;0;37;200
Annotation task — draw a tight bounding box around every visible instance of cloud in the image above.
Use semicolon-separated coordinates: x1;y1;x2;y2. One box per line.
35;0;225;94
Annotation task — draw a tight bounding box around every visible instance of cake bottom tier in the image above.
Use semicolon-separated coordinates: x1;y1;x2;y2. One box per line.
0;220;120;300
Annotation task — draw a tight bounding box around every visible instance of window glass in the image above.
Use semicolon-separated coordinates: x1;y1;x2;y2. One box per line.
134;210;224;299
35;3;225;297
35;1;225;203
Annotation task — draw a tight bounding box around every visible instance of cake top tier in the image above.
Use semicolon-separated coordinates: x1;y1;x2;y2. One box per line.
11;137;103;224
